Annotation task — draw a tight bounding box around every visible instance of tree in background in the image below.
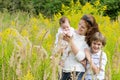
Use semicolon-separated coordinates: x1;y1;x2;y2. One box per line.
0;0;120;19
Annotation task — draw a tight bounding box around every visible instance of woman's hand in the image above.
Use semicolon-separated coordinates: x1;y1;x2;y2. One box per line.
63;34;73;43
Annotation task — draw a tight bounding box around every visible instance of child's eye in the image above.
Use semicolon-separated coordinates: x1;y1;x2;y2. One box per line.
98;43;102;46
98;44;100;45
93;42;96;45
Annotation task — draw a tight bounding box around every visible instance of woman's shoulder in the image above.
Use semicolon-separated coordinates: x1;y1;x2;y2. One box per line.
73;31;85;37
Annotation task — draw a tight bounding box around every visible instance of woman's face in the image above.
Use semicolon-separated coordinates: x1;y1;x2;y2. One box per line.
78;20;88;35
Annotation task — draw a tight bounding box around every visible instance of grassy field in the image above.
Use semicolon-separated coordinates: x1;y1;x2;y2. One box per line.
0;1;120;80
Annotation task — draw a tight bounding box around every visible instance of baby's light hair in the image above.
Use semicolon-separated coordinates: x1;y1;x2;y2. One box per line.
59;16;70;26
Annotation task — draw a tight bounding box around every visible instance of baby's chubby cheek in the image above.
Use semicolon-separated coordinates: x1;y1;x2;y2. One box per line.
63;30;72;37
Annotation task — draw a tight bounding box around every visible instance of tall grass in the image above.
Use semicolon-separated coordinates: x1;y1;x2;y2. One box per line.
0;0;120;80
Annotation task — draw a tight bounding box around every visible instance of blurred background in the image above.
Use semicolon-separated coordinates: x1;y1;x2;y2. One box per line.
0;0;120;80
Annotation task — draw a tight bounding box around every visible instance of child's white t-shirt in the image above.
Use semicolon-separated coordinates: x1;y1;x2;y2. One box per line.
85;50;107;80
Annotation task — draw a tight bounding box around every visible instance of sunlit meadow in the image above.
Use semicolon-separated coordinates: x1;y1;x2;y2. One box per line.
0;0;120;80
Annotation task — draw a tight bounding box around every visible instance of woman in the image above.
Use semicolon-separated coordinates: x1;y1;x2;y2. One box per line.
61;14;99;80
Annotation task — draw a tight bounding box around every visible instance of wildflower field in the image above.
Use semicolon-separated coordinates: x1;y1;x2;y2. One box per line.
0;1;120;80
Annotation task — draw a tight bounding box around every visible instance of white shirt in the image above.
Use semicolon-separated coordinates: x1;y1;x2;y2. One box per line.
85;50;107;80
55;27;74;44
62;32;88;72
54;27;74;55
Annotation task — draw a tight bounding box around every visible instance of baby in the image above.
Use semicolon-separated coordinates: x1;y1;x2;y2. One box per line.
51;16;74;62
55;16;74;46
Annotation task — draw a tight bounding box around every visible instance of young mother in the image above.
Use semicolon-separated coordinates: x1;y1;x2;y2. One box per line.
61;14;99;80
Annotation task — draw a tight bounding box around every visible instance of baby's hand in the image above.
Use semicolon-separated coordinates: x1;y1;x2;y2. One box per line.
50;55;55;60
59;60;64;67
62;29;72;37
67;32;72;37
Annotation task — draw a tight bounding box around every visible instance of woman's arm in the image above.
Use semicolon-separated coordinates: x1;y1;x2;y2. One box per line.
63;35;85;61
63;35;79;55
69;38;79;55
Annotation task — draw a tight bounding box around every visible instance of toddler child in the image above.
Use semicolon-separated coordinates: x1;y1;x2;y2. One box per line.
84;32;107;80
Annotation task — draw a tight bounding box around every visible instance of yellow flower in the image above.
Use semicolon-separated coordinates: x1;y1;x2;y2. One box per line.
62;4;65;9
11;21;16;26
48;34;51;39
0;32;2;37
32;17;37;23
44;19;50;27
94;0;100;6
32;25;39;31
17;40;23;47
2;40;6;45
82;2;94;14
70;0;74;7
0;32;2;42
11;29;17;37
21;29;29;37
2;28;11;40
38;29;46;40
5;28;11;35
23;70;34;80
102;6;107;11
76;0;81;6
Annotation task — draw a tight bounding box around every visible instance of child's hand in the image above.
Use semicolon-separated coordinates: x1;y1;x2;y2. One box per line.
80;59;86;67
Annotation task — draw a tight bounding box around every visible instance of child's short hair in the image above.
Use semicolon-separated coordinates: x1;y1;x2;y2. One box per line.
59;16;70;26
89;32;106;46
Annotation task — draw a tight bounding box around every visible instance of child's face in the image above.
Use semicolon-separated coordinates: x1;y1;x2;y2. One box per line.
78;20;88;35
91;40;103;53
61;21;70;31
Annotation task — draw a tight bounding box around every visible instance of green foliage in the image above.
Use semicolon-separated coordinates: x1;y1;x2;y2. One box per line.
0;0;71;17
82;0;120;20
103;0;120;20
0;0;120;20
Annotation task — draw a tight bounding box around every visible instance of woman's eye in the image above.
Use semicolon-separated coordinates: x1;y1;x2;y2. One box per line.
79;22;82;25
82;26;85;29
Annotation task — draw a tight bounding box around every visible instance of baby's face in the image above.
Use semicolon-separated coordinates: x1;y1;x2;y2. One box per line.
61;21;70;31
61;21;73;37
